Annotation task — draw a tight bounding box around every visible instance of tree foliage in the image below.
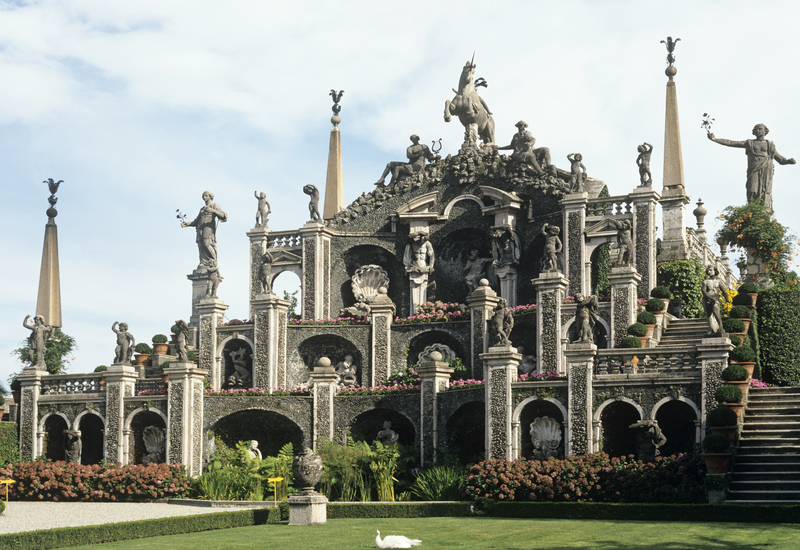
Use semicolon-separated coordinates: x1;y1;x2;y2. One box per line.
14;328;76;375
657;260;705;318
757;284;800;386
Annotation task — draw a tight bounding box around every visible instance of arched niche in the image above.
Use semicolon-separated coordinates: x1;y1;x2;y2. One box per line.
128;410;168;464
76;412;105;465
445;402;485;464
563;315;610;349
349;408;415;447
653;398;700;456
590;242;611;296
272;270;302;316
42;413;69;461
338;244;402;310
515;397;567;460
291;334;363;388
220;338;254;389
407;330;466;369
431;220;495;305
596;398;643;457
212;409;304;458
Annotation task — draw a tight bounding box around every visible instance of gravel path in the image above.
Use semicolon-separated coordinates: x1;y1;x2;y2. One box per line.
0;501;245;535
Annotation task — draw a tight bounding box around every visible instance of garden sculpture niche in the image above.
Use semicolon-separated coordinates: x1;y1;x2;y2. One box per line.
181;191;227;268
707;123;795;210
529;416;562;460
376;421;400;446
418;343;456;363
341;265;390;318
628;420;666;463
404;232;435;315
254;190;271;228
174;319;190;362
611;219;633;266
303;184;321;223
335;355;357;388
374;134;438;187
111;322;135;365
494;120;553;175
492;226;521;268
637;142;653;186
142;426;166;463
226;348;251;388
489;298;514;347
567;153;587;192
702;264;729;336
444;55;495;147
22;314;52;370
258;251;274;296
62;429;81;463
247;440;262;460
540;224;563;273
572;294;599;344
464;249;492;292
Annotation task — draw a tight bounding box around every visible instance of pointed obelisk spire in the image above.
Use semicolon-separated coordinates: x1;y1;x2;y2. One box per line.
35;178;63;327
323;89;345;220
657;37;690;261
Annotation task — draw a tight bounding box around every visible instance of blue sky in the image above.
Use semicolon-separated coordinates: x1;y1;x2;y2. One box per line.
3;0;800;382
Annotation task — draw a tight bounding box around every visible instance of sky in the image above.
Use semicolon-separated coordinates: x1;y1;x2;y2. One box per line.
3;0;800;383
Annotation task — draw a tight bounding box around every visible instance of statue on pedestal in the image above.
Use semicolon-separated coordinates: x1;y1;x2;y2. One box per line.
374;135;438;187
254;190;271;228
489;298;514;347
174;319;190;362
464;249;492;292
444;56;495;147
22;314;52;369
404;232;435;313
702;265;729;336
111;322;135;365
335;355;357;388
258;251;274;295
629;420;666;463
572;294;599;344
637;142;653;186
303;184;321;223
181;191;227;267
540;224;562;273
567;153;587;192
611;219;633;266
494;120;553;175
492;226;521;268
62;429;82;463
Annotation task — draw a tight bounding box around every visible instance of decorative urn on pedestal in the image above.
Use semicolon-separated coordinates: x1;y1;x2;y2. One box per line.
293;446;323;493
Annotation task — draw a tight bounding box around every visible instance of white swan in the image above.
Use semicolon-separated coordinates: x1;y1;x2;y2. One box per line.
375;529;422;548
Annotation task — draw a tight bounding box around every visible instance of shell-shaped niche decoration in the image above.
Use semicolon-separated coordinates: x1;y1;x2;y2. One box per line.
351;265;390;304
529;416;562;460
418;343;456;363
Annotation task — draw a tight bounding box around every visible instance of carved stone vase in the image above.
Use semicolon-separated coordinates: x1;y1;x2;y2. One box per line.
293;446;323;493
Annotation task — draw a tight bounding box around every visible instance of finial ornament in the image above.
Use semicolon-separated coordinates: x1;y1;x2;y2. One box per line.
44;178;63;218
660;36;681;67
330;89;344;126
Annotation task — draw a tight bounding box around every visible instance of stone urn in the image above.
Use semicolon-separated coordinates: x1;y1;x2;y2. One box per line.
293;446;323;493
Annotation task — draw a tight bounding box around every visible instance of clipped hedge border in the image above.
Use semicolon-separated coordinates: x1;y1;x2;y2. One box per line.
0;507;283;550
474;500;800;523
327;502;471;518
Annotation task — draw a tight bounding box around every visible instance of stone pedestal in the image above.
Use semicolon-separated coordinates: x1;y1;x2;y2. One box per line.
417;353;454;466
246;226;271;318
630;186;660;298
561;192;588;296
466;281;500;380
608;266;641;347
309;358;338;449
494;264;518;307
18;368;45;460
166;361;206;476
369;289;396;387
658;195;691;262
533;272;569;373
196;298;228;388
698;337;735;431
299;222;332;321
565;343;597;455
104;363;139;463
288;492;328;525
482;346;521;460
252;294;290;390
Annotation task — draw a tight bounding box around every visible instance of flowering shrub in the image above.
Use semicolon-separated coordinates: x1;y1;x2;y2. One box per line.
223;319;252;326
463;452;705;503
389;365;420;386
750;378;771;388
136;389;167;396
205;386;309;397
518;371;566;382
509;303;536;315
447;378;485;391
0;460;190;501
337;383;420;396
395;301;469;325
288;316;368;326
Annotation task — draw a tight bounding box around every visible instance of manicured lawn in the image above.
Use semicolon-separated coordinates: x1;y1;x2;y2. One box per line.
64;517;800;549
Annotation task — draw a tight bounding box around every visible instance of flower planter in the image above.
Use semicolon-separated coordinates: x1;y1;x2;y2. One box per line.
721;402;745;423
728;332;745;342
12;391;20;404
731;361;755;380
153;343;170;355
703;453;732;475
734;318;751;333
726;380;749;400
134;353;151;366
741;292;758;308
709;426;737;445
160;372;169;383
644;324;655;339
636;336;649;348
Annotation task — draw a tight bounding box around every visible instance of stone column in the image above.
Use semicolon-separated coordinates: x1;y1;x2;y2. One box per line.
196;298;228;389
483;346;520;460
658;195;691;262
561;192;588;296
104;363;139;463
608;266;641;347
466;280;500;380
166;361;206;476
252;294;290;390
417;352;454;466
299;222;332;320
18;368;45;460
698;337;735;432
630;186;660;298
369;288;395;387
494;264;518;307
565;343;597;456
309;358;339;449
246;226;270;319
533;272;569;373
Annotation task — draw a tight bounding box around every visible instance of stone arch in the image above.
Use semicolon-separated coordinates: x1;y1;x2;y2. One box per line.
407;329;466;368
442;194;484;218
594;397;643;457
291;334;364;388
219;336;254;389
589;242;612;296
512;396;569;460
212;408;304;458
349;408;416;446
272;268;302;312
125;408;168;465
74;411;106;465
562;315;610;349
652;397;701;456
431;224;495;305
40;412;69;461
444;401;485;464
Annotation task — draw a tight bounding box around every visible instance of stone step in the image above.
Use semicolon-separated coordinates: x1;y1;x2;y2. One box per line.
738;438;800;447
735;454;800;464
745;407;800;416
726;490;800;501
728;480;800;490
734;444;800;454
748;394;800;403
729;471;800;481
734;462;800;472
749;387;800;395
740;429;800;439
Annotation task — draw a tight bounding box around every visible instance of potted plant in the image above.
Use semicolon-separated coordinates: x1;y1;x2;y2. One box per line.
729;334;742;347
734;282;759;308
627;322;650;347
152;334;170;356
645;297;665;314
722;317;746;338
134;343;152;366
721;363;750;398
729;344;756;379
637;311;657;338
702;433;732;474
707;405;739;444
170;323;181;346
10;377;21;404
160;360;173;383
650;286;673;312
93;365;108;373
728;305;751;333
715;384;744;422
619;335;643;369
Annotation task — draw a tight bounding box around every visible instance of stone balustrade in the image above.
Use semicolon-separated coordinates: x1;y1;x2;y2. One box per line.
595;346;700;375
268;231;303;249
585;195;633;218
40;375;105;396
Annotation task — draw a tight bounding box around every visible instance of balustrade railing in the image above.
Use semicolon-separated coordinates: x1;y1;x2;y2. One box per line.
595;346;700;375
135;379;168;394
40;375;105;396
268;231;302;249
585;195;633;218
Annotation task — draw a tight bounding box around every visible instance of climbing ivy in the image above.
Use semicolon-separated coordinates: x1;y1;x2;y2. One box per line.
656;260;705;318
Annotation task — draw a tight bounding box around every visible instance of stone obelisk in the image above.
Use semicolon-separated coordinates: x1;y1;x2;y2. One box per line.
323;90;345;221
36;179;63;328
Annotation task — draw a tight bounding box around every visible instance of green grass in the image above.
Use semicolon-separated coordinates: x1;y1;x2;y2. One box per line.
63;517;800;549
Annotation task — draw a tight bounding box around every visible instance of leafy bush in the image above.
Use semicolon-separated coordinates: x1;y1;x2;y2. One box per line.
706;406;738;428
714;385;743;404
729;306;751;319
9;377;20;392
93;365;108;373
0;460;190;501
738;282;758;294
731;293;752;306
645;298;665;313
152;334;169;344
627;323;648;337
730;345;756;363
721;364;748;382
637;311;657;325
702;434;731;454
650;286;673;299
657;260;706;318
729;334;742;346
619;336;643;348
389;365;421;386
13;328;76;375
757;285;800;386
722;318;746;334
411;464;466;501
0;423;20;467
447;357;468;380
134;343;152;354
463;453;705;503
160;361;173;371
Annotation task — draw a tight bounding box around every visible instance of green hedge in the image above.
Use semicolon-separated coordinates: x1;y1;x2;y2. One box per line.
0;507;282;550
657;260;705;318
475;500;800;523
327;502;470;518
757;285;800;385
0;423;19;467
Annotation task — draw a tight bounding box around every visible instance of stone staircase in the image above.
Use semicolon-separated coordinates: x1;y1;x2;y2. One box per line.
656;318;708;347
727;387;800;503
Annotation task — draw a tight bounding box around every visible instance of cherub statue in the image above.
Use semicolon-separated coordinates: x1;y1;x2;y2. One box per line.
702;264;729;336
227;348;251;387
254;190;271;228
303;184;321;222
335;355;358;388
111;322;135;365
540;224;562;273
636;142;653;186
611;219;633;266
567;153;587;192
258;251;273;295
174;319;190;362
22;314;52;369
205;260;223;298
489;298;514;347
572;294;599;344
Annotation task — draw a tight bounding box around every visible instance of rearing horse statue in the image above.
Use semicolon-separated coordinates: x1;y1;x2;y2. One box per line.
444;57;495;146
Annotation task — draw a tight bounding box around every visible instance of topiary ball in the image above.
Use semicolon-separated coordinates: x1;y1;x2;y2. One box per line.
135;343;152;354
702;433;731;454
729;334;742;346
706;406;738;428
650;286;674;299
722;318;746;334
732;293;752;306
737;282;758;294
152;334;169;344
730;344;756;363
627;323;649;337
619;336;643;348
721;364;749;382
728;305;751;319
637;311;657;325
645;298;665;313
94;365;108;373
715;384;743;404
